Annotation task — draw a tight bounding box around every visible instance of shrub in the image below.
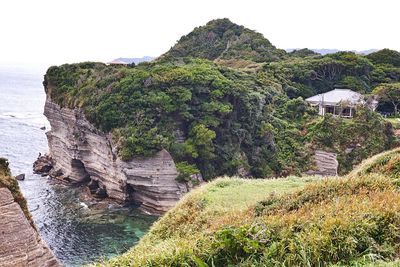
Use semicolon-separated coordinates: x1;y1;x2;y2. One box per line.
176;162;200;183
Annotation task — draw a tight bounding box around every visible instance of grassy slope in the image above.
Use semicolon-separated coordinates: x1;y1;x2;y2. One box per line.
93;148;400;266
92;176;319;266
349;147;400;179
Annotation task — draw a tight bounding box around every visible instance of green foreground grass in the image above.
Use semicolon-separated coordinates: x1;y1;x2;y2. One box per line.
196;176;319;211
93;148;400;267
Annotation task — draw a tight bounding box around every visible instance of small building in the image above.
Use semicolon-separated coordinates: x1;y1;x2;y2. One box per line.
305;89;377;118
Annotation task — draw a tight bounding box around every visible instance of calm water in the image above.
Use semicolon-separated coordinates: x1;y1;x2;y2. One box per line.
0;64;156;266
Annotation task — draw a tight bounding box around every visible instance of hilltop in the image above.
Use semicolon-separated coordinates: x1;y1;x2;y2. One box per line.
160;18;286;63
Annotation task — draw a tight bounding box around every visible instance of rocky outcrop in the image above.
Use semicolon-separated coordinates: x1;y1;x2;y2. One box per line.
306;150;338;176
44;97;196;214
0;183;60;267
33;154;53;176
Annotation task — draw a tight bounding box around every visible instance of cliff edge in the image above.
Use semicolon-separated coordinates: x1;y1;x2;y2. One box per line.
44;97;193;215
0;158;60;267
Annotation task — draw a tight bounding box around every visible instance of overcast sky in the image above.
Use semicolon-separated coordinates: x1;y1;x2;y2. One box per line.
1;0;399;66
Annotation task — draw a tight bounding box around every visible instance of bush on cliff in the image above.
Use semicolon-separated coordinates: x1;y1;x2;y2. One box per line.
306;108;395;174
92;149;400;266
45;59;317;179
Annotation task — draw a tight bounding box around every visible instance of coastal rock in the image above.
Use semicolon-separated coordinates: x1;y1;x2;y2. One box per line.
306;150;338;176
15;173;25;181
44;97;197;214
0;187;60;267
33;154;54;175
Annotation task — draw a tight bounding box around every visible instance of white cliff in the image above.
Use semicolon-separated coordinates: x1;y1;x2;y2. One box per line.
44;97;193;215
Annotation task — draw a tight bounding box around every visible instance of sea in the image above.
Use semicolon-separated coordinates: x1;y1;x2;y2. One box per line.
0;64;156;266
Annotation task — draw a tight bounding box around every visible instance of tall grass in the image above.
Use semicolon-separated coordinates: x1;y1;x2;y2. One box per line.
92;148;400;267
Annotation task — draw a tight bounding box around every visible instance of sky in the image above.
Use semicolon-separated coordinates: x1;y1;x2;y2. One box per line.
1;0;399;66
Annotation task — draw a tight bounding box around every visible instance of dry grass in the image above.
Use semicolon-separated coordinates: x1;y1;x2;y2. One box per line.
92;148;400;267
348;147;400;178
91;176;317;266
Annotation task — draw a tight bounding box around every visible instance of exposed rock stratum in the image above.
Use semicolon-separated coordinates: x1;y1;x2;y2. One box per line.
44;97;194;215
0;188;60;267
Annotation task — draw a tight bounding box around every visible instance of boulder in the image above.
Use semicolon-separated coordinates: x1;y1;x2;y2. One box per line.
15;173;25;181
33;154;53;175
305;150;338;177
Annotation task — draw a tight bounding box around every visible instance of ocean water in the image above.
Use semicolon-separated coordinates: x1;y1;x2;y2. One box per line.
0;64;156;266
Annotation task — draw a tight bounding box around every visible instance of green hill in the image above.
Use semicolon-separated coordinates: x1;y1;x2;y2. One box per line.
367;49;400;68
44;20;397;181
92;148;400;266
160;18;286;63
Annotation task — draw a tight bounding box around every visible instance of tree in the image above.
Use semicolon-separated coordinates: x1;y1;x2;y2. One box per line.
188;124;216;160
373;83;400;115
367;49;400;67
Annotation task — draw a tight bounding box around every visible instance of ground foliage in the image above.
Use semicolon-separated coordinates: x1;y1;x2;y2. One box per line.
91;149;400;267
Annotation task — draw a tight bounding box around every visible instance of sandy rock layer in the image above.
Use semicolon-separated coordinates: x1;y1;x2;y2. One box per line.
0;188;60;267
44;97;193;214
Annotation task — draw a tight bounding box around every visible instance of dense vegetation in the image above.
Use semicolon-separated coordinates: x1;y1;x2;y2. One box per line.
44;19;398;181
367;49;400;67
373;83;400;115
307;109;395;174
92;148;400;266
46;59;307;179
160;18;286;63
263;51;400;98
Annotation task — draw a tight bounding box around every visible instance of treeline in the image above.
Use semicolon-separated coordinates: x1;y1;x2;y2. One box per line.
264;49;400;98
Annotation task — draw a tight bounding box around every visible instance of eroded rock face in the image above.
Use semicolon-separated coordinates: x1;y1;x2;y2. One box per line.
0;188;60;267
306;150;338;176
44;97;193;214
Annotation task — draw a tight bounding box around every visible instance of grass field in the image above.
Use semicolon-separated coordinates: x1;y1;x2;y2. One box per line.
93;149;400;267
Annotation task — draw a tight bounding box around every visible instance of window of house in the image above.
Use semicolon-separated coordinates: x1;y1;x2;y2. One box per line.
341;107;351;117
325;106;335;114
